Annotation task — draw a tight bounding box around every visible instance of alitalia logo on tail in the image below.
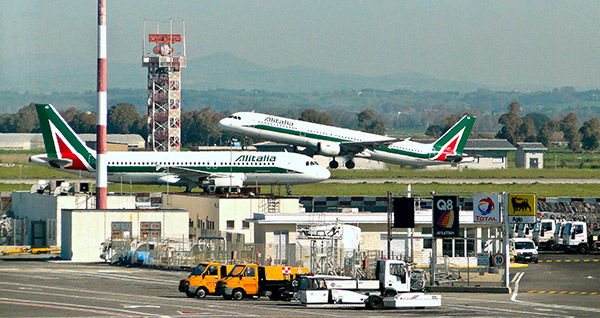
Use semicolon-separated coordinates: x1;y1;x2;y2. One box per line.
235;155;277;162
37;104;95;171
431;127;466;161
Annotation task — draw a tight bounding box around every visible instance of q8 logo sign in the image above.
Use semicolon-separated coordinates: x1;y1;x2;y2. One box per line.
433;195;459;238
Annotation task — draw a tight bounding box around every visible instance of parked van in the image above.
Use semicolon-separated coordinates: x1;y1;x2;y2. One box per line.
509;238;538;263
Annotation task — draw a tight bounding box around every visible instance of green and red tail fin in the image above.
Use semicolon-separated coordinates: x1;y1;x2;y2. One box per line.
35;104;96;171
430;114;476;162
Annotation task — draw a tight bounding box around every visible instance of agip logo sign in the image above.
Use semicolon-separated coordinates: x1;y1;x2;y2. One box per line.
433;195;459;238
473;194;500;223
508;193;536;224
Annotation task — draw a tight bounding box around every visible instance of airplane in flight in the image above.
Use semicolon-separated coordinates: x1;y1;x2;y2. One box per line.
30;104;330;192
219;111;476;169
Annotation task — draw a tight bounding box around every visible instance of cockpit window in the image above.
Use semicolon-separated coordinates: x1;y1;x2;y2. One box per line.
227;115;242;120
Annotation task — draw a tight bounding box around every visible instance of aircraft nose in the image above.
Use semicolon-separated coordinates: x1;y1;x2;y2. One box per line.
316;167;331;181
218;118;228;128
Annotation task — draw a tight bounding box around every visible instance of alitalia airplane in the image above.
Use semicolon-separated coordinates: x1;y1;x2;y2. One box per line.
29;104;330;192
219;111;476;169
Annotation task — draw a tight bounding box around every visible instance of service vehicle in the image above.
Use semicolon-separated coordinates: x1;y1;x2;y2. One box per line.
296;259;441;309
179;262;235;298
533;219;557;250
560;221;600;254
215;264;309;300
509;238;539;263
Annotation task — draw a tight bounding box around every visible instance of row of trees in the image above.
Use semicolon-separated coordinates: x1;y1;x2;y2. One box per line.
0;103;386;148
3;101;600;152
495;101;600;151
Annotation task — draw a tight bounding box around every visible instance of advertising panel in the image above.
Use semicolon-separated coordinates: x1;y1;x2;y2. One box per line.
433;195;459;238
508;193;536;224
473;194;500;223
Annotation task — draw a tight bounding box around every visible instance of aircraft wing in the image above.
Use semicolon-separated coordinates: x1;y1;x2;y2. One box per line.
162;166;212;181
339;139;397;155
161;166;234;183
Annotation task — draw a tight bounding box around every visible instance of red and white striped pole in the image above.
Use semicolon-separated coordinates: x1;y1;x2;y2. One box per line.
96;0;108;209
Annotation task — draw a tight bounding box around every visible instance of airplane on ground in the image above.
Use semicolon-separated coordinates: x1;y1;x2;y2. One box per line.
219;111;476;169
30;104;330;192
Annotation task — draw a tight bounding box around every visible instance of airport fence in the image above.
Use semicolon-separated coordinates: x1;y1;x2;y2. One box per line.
100;236;383;278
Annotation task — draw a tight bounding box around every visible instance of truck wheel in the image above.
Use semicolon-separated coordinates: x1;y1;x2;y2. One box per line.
366;295;383;310
185;291;195;298
196;287;208;298
577;244;589;254
232;289;245;301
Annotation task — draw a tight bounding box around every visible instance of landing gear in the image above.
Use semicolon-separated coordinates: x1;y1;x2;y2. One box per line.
344;160;355;169
329;159;339;169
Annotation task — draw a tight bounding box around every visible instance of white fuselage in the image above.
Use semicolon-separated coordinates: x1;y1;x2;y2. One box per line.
219;112;441;166
30;151;330;188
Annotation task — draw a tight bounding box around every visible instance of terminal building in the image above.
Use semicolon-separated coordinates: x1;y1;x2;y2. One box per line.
6;184;501;267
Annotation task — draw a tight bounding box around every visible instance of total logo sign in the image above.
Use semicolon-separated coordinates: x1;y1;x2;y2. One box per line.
473;194;500;223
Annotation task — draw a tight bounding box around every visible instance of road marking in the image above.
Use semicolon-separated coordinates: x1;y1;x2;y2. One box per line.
511;272;523;283
123;305;161;309
526;290;600;295
543;259;599;262
0;298;145;317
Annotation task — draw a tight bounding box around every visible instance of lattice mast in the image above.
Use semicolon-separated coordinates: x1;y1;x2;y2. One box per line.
142;19;187;151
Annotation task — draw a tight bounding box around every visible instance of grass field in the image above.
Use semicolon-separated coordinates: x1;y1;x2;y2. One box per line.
2;182;598;198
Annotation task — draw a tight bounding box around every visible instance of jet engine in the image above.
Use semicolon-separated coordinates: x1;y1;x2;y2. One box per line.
312;141;341;157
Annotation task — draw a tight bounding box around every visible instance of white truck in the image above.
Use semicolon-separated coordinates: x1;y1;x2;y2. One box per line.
533;219;557;250
296;259;441;309
560;221;600;254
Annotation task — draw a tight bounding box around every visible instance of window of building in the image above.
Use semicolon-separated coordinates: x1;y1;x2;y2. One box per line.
226;220;234;229
242;221;250;229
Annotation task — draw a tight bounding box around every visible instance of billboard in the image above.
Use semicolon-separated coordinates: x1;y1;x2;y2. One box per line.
433;195;459;237
393;197;415;228
473;194;500;223
508;193;536;224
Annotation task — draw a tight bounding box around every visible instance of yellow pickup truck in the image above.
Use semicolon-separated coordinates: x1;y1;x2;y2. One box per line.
179;262;235;298
215;263;308;300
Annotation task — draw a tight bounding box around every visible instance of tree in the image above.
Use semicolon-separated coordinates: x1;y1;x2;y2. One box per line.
518;119;537;142
522;112;550;131
70;111;97;133
299;109;333;125
579;118;600;151
496;101;523;145
537;120;559;147
357;108;386;134
1;103;39;133
425;125;444;138
560;112;581;151
107;103;143;134
181;107;224;146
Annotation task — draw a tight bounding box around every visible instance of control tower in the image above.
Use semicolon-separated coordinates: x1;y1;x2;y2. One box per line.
142;19;187;152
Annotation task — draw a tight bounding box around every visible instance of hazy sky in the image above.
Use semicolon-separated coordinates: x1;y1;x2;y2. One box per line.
3;1;600;89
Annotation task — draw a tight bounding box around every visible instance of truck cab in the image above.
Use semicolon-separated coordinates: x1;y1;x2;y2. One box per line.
179;262;234;298
533;219;556;250
376;259;410;296
561;221;591;253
